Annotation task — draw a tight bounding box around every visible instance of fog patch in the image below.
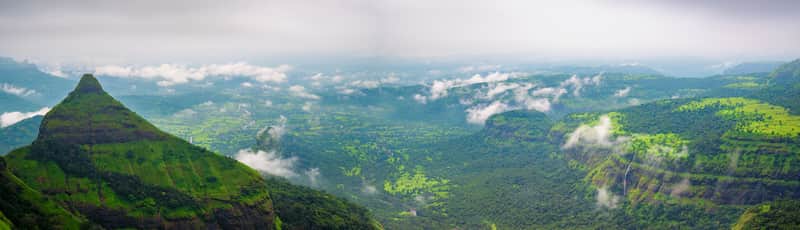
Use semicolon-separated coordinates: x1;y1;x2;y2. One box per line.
1;107;50;128
466;101;512;125
532;87;567;101
560;74;602;96
235;149;298;178
563;115;626;149
614;86;631;97
413;94;428;104
361;182;378;195
628;98;641;106
258;115;287;142
289;85;320;100
670;178;691;197
305;168;321;187
173;108;197;118
596;186;620;209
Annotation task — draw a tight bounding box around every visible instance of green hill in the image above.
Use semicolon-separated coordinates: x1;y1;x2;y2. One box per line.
0;157;86;229
3;74;382;229
5;74;276;228
756;59;800;114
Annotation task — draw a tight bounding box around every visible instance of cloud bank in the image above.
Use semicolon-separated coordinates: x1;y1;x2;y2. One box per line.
94;63;290;87
0;107;50;128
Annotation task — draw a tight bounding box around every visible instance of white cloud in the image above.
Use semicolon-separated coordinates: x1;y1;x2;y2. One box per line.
596;186;620;209
413;94;427;104
482;82;522;99
614;86;632;97
563;115;626;149
241;82;254;88
288;85;320;100
310;73;325;81
350;80;380;88
520;98;551;112
1;83;37;97
257;115;287;141
466;101;512;125
532;87;567;101
1;107;50;128
94;62;290;87
235;149;298;178
417;72;519;103
560;74;602;97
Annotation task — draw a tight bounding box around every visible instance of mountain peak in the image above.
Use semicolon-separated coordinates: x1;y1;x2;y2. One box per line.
74;73;104;93
37;74;167;144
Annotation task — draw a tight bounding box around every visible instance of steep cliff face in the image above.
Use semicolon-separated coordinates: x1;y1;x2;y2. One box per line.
5;74;276;229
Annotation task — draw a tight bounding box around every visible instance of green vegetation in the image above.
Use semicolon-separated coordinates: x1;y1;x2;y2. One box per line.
0;157;86;229
5;75;277;228
733;200;800;230
3;59;800;229
265;177;381;230
676;97;800;137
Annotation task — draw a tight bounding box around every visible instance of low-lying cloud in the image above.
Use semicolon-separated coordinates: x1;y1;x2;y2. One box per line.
563;115;627;149
288;85;320;100
0;107;50;128
596;186;620;209
234;149;298;178
1;83;37;97
614;86;632;97
466;101;512;125
416;72;518;102
305;168;321;187
560;74;602;96
94;62;290;87
532;87;567;102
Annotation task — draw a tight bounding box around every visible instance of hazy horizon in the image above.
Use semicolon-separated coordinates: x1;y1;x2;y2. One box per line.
1;0;798;66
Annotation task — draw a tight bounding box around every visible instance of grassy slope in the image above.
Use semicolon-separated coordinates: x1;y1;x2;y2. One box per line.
0;157;85;229
5;75;276;228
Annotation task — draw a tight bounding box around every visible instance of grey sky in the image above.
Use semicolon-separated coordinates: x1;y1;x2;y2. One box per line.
0;0;798;64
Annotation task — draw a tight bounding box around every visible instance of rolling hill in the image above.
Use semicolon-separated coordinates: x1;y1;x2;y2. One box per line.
1;74;379;229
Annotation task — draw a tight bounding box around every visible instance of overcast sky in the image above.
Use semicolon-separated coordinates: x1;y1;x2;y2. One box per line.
0;0;798;65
